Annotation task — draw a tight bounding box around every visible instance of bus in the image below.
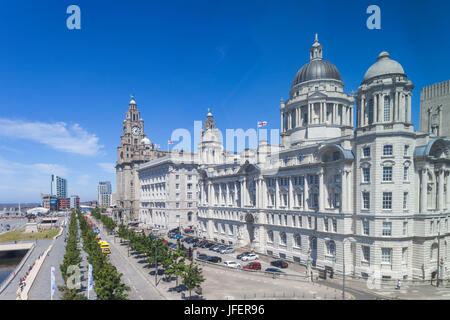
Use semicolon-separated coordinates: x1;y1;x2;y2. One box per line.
98;240;111;254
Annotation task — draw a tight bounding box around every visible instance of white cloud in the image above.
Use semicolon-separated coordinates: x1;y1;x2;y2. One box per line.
0;157;69;202
0;118;103;156
97;162;116;174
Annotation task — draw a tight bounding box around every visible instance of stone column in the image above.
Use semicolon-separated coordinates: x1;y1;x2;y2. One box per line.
360;96;365;127
407;94;412;123
289;177;294;210
340;169;346;213
319;170;324;212
226;183;230;206
438;170;445;210
421;169;428;213
275;178;279;209
304;174;309;211
446;172;450;210
374;94;378;123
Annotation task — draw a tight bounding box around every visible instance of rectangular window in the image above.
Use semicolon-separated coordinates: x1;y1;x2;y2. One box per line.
403;221;408;236
402;247;408;263
383;167;392;182
362;192;370;209
382;221;392;236
403;192;408;209
362;168;370;183
362;246;370;262
383;192;392;209
176;183;180;189
403;167;409;181
292;215;296;227
381;248;392;263
332;219;337;232
324;218;329;231
363;147;371;158
383;145;393;156
363;220;370;235
308;217;312;229
404;145;409;156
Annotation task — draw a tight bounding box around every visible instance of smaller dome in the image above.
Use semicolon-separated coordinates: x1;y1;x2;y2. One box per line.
130;99;136;105
141;137;151;145
363;51;405;82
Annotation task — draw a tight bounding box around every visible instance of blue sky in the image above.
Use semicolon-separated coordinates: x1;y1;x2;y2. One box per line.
0;0;449;203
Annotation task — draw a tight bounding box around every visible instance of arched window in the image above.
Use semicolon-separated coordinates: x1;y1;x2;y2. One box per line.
327;240;336;257
384;95;390;122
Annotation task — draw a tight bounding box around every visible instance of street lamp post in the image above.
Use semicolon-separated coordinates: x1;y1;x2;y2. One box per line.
342;237;356;300
155;240;158;286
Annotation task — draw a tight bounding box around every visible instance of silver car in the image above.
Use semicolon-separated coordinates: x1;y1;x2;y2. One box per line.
220;247;235;254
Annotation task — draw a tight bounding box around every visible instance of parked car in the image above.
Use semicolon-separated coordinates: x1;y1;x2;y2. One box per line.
214;245;227;252
173;234;183;240
224;261;241;269
236;252;252;260
220;247;235;254
207;256;222;263
265;267;284;274
197;253;209;261
209;245;221;251
243;262;261;270
204;242;215;249
270;260;289;269
184;228;194;233
241;253;259;261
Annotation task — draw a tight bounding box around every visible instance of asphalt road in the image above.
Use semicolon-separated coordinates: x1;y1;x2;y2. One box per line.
98;227;164;300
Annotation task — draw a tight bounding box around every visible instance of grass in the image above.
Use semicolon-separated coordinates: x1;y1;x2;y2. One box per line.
0;228;61;242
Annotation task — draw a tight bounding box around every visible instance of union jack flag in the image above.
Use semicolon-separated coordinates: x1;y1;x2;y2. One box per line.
257;121;267;128
168;140;174;144
155;144;161;148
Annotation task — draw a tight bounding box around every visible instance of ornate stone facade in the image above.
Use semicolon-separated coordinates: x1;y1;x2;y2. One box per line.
195;36;450;281
115;97;166;222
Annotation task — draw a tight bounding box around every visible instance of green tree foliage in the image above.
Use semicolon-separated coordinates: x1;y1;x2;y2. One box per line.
77;210;129;300
182;261;205;299
59;210;85;300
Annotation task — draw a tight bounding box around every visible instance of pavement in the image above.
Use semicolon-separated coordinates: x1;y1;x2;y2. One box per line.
0;219;28;235
0;239;52;300
28;221;68;300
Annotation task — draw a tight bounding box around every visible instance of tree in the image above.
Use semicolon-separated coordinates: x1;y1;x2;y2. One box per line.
181;261;205;299
95;263;129;300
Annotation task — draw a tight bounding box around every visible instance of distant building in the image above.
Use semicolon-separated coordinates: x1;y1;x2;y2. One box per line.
41;194;58;211
420;80;450;137
98;181;112;207
57;198;70;211
51;175;67;198
70;195;80;209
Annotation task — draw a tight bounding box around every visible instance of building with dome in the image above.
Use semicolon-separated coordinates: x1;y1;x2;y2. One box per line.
115;97;167;222
193;35;450;281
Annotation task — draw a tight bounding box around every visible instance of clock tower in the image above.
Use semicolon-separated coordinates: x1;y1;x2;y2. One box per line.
115;96;166;222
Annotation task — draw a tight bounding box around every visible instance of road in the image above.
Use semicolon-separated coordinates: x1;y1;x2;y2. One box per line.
97;225;164;300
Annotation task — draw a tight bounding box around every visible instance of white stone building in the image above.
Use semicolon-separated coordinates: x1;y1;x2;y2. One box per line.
195;36;450;281
138;151;199;231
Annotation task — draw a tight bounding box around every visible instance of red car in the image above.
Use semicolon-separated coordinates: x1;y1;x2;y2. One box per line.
243;262;261;270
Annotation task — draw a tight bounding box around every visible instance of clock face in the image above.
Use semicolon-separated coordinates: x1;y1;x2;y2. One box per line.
132;126;141;136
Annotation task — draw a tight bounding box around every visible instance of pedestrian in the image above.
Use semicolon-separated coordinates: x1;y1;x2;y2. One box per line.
396;279;401;290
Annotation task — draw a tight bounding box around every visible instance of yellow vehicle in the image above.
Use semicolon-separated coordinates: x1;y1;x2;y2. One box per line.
99;241;111;254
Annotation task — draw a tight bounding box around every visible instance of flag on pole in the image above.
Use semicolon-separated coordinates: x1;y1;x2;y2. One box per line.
257;121;267;128
50;267;55;300
87;264;93;299
168;140;174;145
155;144;161;148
